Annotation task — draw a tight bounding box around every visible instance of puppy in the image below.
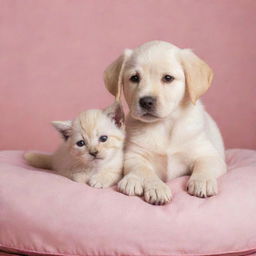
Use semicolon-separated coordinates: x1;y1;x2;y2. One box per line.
104;41;227;205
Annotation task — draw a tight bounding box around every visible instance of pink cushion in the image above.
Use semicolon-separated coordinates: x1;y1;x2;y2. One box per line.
0;149;256;256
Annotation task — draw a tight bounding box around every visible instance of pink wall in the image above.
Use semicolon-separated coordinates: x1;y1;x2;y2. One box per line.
0;0;255;151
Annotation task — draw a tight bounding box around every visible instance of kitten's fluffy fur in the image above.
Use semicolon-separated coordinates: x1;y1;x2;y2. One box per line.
25;103;125;188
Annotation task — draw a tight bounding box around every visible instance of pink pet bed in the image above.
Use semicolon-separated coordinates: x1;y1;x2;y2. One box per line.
0;149;256;256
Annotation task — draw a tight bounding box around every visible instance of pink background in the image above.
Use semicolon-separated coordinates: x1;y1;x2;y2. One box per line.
0;0;255;151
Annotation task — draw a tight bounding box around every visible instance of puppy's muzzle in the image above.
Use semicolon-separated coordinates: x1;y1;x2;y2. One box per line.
139;96;156;111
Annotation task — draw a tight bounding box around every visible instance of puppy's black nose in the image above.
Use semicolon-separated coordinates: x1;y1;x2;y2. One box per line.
139;96;156;111
89;151;98;157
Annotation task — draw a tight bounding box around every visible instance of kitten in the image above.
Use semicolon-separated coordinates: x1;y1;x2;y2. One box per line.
24;102;125;188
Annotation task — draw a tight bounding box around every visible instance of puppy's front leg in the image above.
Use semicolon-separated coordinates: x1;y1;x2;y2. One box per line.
118;152;172;205
187;155;226;198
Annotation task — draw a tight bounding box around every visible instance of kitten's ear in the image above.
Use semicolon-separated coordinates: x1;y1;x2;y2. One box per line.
51;120;73;140
103;102;125;128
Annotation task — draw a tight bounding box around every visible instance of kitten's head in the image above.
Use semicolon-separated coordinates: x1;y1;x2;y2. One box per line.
52;103;125;163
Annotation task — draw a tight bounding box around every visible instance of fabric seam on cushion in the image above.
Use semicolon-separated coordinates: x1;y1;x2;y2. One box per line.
0;243;256;256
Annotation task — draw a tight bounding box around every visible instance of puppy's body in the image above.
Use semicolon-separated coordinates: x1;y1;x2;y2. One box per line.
125;101;225;179
25;103;125;188
104;41;227;204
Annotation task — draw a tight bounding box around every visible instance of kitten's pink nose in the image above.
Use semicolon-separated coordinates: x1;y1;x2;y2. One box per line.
89;150;98;157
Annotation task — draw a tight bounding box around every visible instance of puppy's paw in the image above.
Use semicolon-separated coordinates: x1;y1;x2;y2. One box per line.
187;177;218;198
118;174;144;196
88;173;116;188
144;179;172;205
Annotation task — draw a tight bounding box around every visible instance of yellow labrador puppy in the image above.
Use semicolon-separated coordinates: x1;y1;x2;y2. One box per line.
104;41;226;205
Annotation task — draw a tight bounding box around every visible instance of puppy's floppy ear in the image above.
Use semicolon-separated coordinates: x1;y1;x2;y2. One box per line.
103;102;125;129
104;49;133;101
180;49;213;104
51;120;72;140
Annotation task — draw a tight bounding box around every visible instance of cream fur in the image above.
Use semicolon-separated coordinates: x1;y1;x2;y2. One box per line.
25;103;125;188
104;41;227;204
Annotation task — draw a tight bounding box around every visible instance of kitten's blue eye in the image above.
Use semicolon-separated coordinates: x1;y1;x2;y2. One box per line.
99;135;108;142
76;140;85;147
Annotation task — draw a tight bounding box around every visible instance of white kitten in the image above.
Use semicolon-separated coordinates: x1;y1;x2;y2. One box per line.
25;103;125;188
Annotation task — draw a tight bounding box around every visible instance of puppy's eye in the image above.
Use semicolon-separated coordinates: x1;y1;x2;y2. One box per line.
99;135;108;142
130;74;140;83
76;140;85;147
162;75;174;83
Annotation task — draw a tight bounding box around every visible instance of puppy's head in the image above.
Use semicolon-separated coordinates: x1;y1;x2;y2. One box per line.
104;41;213;123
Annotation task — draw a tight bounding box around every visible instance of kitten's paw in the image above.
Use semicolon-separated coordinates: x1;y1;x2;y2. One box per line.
187;177;218;198
88;173;117;188
144;179;172;205
118;174;144;196
72;172;88;184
